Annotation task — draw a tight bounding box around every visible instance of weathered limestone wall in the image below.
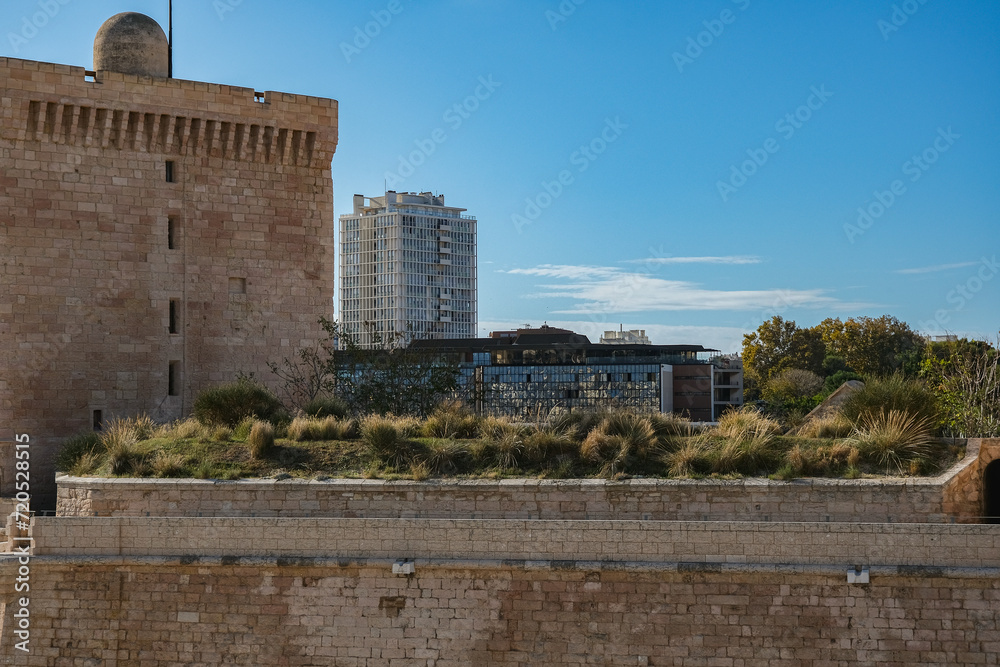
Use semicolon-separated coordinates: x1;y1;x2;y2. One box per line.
2;517;1000;665
55;443;979;522
943;438;1000;521
0;55;338;505
28;516;1000;567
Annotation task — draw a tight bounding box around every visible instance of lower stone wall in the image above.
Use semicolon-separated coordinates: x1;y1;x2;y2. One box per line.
2;559;998;666
28;517;1000;568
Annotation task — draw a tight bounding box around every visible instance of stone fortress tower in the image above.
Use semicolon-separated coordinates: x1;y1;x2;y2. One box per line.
0;13;339;507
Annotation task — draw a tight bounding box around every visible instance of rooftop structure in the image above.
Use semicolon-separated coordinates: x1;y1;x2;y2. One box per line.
411;327;739;420
600;328;652;345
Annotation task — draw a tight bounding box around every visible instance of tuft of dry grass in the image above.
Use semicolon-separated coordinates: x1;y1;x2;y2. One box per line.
580;411;658;476
523;428;577;465
247;420;275;460
151;452;188;478
848;409;934;474
172;418;208;440
422;403;481;439
715;407;782;440
360;415;414;469
662;439;709;477
709;433;779;476
419;439;468;475
797;414;854;439
69;452;102;477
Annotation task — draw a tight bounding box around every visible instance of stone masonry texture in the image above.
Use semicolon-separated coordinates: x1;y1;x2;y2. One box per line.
1;560;998;666
0;55;339;506
53;439;996;524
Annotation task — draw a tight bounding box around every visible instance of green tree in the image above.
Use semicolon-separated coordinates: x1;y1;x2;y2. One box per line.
920;336;1000;437
762;368;824;415
742;316;825;398
815;315;924;377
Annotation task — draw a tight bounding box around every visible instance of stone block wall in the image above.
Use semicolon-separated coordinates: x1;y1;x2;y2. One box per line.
0;56;338;505
55;444;978;523
943;438;1000;521
2;518;1000;665
27;516;1000;568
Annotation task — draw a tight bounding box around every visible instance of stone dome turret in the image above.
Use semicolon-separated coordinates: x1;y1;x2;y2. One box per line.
94;13;169;78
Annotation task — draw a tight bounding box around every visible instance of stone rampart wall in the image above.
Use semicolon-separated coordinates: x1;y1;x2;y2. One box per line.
56;439;997;524
29;516;1000;569
2;555;998;665
54;462;974;525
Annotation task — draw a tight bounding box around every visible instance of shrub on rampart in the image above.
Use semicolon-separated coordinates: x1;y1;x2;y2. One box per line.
193;378;285;427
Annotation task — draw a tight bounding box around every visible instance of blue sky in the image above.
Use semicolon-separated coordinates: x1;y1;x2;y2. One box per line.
3;0;998;352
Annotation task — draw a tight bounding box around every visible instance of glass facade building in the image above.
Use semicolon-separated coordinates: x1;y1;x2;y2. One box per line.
413;326;743;421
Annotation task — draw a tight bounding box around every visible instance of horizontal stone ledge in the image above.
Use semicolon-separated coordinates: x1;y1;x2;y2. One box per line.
11;554;1000;579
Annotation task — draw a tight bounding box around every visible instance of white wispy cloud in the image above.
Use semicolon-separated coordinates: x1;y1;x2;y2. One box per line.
504;264;869;314
894;261;978;275
625;255;762;265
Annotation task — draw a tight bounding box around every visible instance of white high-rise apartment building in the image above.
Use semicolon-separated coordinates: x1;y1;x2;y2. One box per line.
339;191;477;345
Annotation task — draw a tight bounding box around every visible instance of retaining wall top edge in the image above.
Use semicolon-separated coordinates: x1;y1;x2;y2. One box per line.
53;475;955;490
33;516;1000;533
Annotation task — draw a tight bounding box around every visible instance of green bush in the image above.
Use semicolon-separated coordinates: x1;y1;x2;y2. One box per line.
303;395;349;419
840;374;938;427
193;378;285;427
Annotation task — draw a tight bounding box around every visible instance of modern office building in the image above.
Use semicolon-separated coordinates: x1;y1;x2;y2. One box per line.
339;191;477;346
411;326;743;421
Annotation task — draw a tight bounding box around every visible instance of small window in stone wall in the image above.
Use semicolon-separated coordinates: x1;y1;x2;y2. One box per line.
165;161;176;183
92;409;103;431
169;300;179;334
167;217;177;249
168;361;179;396
229;277;247;294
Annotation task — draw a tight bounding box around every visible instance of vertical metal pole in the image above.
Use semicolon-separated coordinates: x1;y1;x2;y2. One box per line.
168;0;173;77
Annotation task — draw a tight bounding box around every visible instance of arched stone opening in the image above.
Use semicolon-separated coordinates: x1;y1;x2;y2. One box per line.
983;459;1000;524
